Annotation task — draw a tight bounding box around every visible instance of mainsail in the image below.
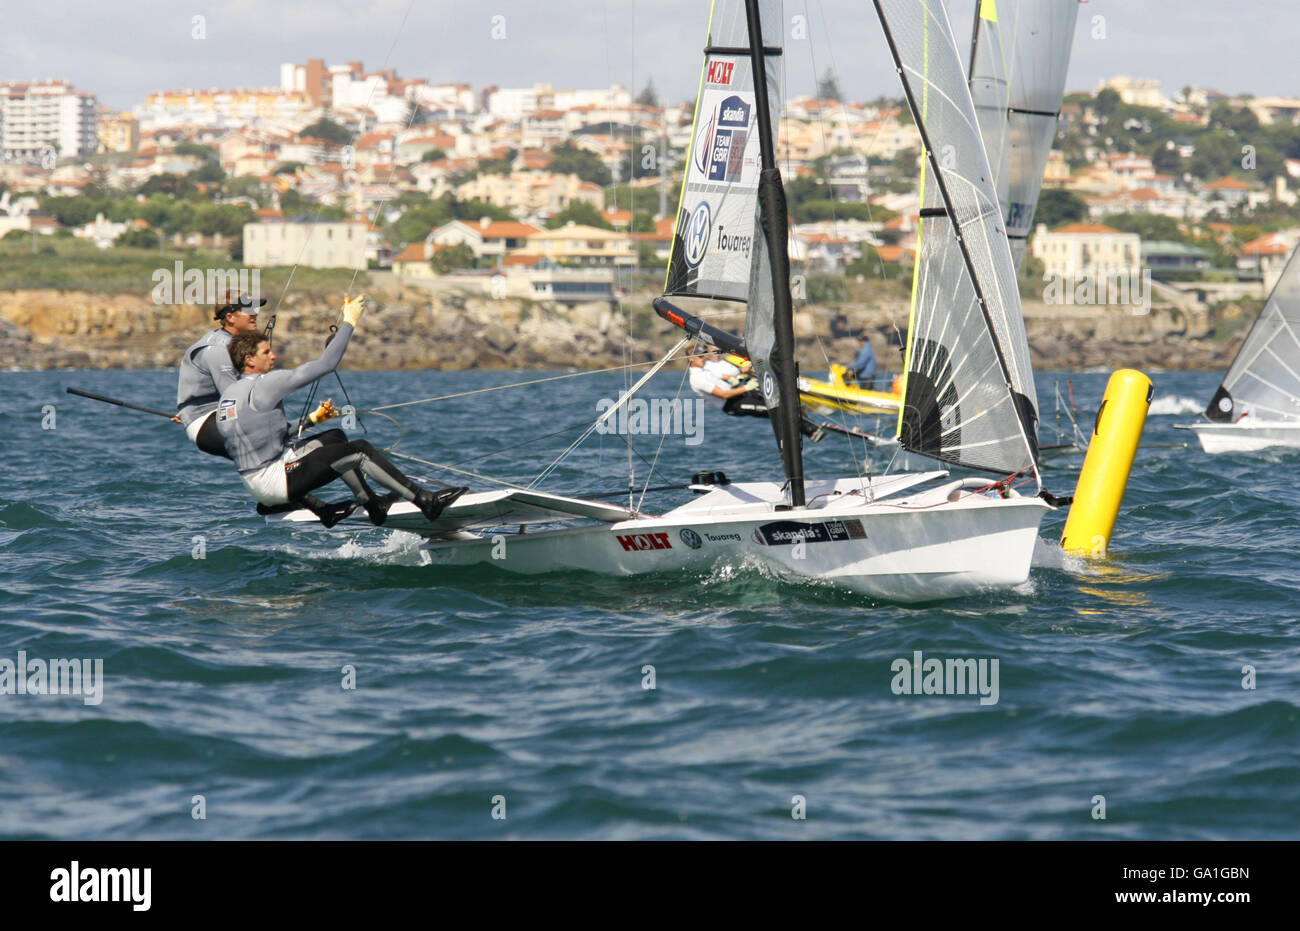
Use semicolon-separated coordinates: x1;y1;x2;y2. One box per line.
664;1;779;304
875;0;1040;478
664;0;804;503
968;0;1080;268
1205;244;1300;422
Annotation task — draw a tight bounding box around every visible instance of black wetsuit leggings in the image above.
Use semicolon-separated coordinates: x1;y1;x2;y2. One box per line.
284;430;421;503
723;391;821;438
195;412;232;459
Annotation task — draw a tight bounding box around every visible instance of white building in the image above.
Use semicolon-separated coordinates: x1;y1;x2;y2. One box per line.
1031;222;1143;304
0;82;98;163
244;220;367;269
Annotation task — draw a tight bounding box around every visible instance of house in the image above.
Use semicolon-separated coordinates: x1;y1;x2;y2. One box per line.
243;219;367;268
524;223;636;266
1142;241;1211;279
429;218;542;260
1030;222;1143;302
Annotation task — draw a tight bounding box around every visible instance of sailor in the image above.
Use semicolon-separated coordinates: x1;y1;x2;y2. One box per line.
688;346;824;441
217;294;467;527
176;291;265;458
846;335;877;388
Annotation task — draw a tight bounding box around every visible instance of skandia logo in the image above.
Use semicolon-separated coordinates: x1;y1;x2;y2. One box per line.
50;862;151;911
706;60;734;86
616;532;673;552
717;96;751;126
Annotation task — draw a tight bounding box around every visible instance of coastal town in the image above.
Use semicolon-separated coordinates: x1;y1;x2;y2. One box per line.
4;59;1300;368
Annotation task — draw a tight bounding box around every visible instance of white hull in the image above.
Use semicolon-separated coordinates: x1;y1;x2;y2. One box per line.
426;476;1047;602
1178;420;1300;454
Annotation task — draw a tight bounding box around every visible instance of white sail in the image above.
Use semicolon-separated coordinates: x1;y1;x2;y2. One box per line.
969;0;1080;268
663;0;781;304
1206;243;1300;423
875;0;1039;477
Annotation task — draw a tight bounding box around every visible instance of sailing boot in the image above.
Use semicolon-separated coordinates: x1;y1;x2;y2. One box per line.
414;486;468;523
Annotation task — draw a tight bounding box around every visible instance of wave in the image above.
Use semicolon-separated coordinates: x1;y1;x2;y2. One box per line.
1148;395;1203;416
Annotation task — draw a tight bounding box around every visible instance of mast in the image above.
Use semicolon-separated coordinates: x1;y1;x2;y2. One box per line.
743;0;804;506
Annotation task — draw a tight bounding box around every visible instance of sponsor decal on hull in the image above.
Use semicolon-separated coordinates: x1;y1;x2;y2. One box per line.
679;528;703;549
753;519;867;546
616;532;673;552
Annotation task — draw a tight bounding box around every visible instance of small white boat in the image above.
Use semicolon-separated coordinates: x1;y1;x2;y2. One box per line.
1177;239;1300;453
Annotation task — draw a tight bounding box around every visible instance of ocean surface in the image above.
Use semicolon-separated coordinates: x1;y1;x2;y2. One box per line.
1;365;1297;840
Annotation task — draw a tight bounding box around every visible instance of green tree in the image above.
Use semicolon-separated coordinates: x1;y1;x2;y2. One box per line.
41;195;99;227
1101;212;1185;242
817;70;843;102
548;142;612;187
1209;103;1260;136
115;228;159;249
1094;88;1122;119
636;79;659;109
431;242;476;273
299;118;352;145
545;201;613;229
420;148;447;162
1034;189;1087;229
174;141;218;161
189;161;226;184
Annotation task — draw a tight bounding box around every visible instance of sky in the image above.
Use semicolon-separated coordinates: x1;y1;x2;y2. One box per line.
2;1;1295;111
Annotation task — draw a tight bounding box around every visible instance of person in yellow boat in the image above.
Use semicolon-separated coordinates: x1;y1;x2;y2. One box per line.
846;336;877;388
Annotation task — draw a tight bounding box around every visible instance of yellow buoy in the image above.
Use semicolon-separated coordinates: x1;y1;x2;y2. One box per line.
1061;369;1153;558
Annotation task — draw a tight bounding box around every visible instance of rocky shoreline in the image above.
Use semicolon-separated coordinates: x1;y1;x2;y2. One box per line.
0;283;1242;373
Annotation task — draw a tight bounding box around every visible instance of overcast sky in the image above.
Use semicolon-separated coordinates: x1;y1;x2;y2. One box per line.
3;1;1293;111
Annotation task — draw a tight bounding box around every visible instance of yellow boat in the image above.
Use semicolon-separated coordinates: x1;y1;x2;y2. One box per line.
798;364;903;417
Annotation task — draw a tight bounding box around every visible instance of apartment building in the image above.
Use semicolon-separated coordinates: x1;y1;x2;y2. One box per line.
1;82;98;163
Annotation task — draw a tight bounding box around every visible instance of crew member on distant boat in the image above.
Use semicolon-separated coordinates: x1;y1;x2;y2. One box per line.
217;294;467;527
175;291;265;457
688;346;824;442
846;336;877;388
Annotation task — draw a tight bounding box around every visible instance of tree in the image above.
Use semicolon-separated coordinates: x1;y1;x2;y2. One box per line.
1034;189;1087;229
189;161;226;184
636;79;659;109
431;242;476;273
1151;144;1183;174
174;141;218;161
299;118;351;145
420;148;447;162
41;195;99;228
548;142;612;187
545;201;613;229
1094;88;1122;119
1101;212;1184;242
115;228;159;249
274;162;305;175
817;70;843;102
1209;103;1260;136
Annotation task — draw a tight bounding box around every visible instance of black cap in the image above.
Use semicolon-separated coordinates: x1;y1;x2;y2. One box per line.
215;293;267;320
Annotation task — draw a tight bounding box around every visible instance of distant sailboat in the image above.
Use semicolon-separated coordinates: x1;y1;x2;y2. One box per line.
1177;243;1300;452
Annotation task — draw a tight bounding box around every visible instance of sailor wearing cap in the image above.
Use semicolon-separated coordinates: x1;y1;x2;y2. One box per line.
175;291;266;458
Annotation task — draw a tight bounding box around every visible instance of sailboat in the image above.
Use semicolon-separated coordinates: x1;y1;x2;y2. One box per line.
1176;243;1300;452
268;0;1056;601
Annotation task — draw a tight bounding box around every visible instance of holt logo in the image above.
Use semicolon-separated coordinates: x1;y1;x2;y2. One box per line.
616;532;673;552
707;61;734;86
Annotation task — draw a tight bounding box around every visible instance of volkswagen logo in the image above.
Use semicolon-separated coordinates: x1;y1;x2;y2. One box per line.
679;528;703;550
684;202;711;268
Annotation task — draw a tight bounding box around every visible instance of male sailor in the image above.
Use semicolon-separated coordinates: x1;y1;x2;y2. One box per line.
217;294;467;527
688;346;824;441
176;292;265;457
846;336;877;388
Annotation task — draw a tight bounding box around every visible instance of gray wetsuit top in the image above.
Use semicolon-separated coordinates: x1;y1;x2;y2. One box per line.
176;328;237;426
216;324;354;473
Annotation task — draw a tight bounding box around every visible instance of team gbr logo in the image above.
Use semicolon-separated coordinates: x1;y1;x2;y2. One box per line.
683;202;711;268
762;372;775;400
